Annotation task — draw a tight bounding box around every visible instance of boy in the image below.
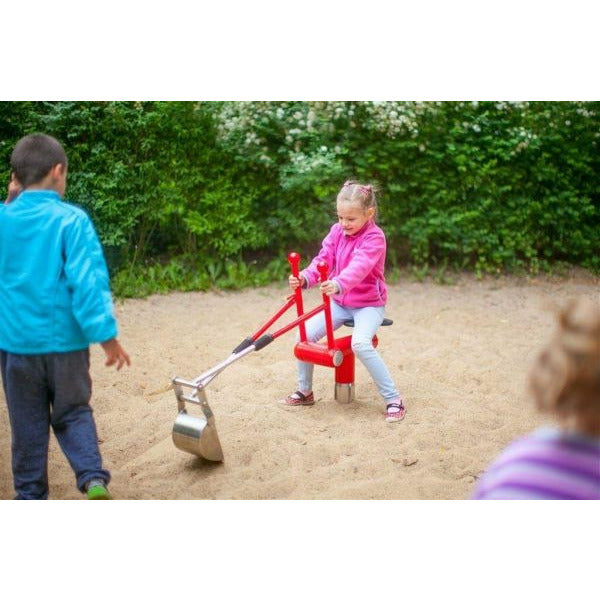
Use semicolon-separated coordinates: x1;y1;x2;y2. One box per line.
0;133;130;500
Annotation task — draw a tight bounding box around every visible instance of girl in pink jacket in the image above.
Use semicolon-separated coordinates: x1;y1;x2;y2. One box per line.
281;180;405;422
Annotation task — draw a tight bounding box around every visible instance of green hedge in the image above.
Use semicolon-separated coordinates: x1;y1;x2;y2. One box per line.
1;101;598;295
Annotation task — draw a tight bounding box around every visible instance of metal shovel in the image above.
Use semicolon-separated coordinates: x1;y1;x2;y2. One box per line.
170;343;258;461
172;384;224;462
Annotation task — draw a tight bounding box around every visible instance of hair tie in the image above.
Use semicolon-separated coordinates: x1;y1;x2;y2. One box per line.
359;184;372;196
343;180;352;187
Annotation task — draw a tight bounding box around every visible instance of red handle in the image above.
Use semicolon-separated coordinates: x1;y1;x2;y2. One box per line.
317;261;335;349
287;252;306;342
316;261;329;282
288;252;301;277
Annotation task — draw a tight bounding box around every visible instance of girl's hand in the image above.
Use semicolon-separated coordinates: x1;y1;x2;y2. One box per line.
289;275;306;291
320;279;340;296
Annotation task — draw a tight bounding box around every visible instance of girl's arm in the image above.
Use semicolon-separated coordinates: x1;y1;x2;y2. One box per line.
300;224;338;288
334;230;386;293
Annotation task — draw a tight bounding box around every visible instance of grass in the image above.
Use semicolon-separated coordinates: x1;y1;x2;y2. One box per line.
111;255;598;300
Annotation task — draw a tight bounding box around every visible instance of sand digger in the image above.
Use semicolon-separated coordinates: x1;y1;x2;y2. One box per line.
170;252;391;461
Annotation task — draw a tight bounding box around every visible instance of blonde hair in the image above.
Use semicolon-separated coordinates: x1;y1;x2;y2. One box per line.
337;180;378;217
529;297;600;436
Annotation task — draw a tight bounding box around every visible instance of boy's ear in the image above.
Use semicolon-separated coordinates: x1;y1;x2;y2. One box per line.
48;163;66;179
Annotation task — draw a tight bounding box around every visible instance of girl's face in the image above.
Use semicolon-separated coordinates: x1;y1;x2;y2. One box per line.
337;201;374;236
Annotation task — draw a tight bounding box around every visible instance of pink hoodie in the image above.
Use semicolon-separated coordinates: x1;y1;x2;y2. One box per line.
300;219;388;308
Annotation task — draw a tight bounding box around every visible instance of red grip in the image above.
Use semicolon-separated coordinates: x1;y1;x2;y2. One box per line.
288;252;301;278
317;261;329;282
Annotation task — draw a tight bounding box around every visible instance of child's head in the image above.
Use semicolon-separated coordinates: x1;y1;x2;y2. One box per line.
10;134;68;196
336;180;378;236
529;297;600;436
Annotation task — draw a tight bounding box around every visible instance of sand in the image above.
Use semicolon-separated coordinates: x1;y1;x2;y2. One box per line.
1;271;598;500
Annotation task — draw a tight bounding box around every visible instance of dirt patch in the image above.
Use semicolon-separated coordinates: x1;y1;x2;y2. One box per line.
1;272;598;499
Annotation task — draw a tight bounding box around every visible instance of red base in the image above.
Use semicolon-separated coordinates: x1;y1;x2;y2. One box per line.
294;334;378;387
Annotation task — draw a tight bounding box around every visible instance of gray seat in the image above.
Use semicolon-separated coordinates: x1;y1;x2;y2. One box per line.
343;317;393;327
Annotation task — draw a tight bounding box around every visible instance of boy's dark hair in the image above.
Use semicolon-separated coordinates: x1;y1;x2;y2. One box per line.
10;134;68;187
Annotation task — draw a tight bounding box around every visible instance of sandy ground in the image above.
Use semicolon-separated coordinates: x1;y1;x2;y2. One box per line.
1;271;598;500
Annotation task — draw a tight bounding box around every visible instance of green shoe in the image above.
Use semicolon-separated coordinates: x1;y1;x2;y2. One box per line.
85;479;112;500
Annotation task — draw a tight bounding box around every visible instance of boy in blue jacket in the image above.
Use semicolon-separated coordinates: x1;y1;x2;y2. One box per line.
0;134;130;500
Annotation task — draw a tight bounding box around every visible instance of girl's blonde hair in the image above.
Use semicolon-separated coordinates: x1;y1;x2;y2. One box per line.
529;297;600;436
337;180;378;218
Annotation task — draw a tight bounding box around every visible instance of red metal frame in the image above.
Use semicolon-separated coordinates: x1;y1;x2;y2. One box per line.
242;253;332;345
333;335;355;384
249;294;297;341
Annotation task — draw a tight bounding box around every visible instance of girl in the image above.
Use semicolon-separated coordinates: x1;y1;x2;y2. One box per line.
472;297;600;499
280;180;405;423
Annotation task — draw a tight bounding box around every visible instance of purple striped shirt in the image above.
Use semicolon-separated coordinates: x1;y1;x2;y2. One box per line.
471;428;600;500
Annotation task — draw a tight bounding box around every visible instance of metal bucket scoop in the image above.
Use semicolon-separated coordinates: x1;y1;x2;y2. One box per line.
171;380;224;461
171;343;256;461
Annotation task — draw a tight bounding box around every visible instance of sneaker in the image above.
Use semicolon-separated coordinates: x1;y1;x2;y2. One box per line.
85;479;112;500
278;390;315;406
385;402;406;423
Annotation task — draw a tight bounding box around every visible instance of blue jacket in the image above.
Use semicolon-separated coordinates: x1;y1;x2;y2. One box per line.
0;190;118;354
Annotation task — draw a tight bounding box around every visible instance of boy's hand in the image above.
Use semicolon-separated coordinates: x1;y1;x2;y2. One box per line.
320;279;340;296
101;338;131;370
289;275;306;290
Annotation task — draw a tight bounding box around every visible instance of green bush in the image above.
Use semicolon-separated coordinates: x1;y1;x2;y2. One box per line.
1;101;598;297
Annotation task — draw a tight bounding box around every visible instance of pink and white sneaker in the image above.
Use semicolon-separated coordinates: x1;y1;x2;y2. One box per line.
279;390;315;406
385;402;406;423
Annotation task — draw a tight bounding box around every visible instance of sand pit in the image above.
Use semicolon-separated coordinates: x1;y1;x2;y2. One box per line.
1;271;598;500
